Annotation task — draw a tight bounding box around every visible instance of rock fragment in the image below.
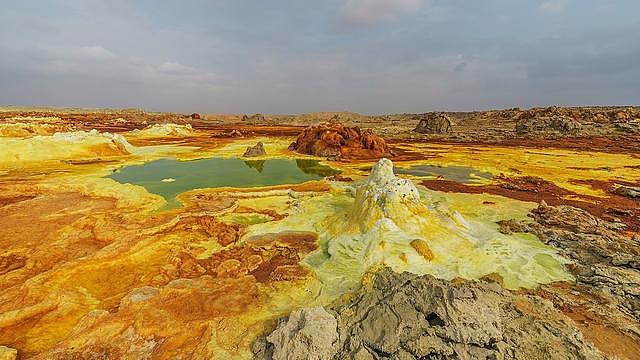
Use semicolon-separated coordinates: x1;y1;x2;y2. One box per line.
614;184;640;198
243;141;267;157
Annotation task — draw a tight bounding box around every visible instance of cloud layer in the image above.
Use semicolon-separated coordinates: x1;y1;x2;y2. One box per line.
0;0;638;114
342;0;425;25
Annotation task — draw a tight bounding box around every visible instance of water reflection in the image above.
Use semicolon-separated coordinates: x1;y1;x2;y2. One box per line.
109;157;341;209
243;160;265;173
295;159;342;177
395;164;492;183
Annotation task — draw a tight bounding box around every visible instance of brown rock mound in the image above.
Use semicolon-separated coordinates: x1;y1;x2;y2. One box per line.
288;122;388;159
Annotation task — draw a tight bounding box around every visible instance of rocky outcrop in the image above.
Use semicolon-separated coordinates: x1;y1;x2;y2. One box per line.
254;268;605;360
242;114;266;123
254;307;339;360
288;122;388;159
614;184;640;198
243;141;267;157
515;115;582;135
413;113;453;134
499;202;640;322
614;120;640;133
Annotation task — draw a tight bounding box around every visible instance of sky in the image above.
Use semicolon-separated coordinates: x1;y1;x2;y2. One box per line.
0;0;639;114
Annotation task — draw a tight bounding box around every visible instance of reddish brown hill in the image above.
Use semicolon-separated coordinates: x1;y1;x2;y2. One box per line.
288;122;389;159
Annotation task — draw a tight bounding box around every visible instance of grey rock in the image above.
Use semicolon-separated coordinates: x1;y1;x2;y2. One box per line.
256;269;605;360
257;307;339;360
243;141;267;157
506;203;640;324
413;113;453;134
516;115;582;135
614;185;640;198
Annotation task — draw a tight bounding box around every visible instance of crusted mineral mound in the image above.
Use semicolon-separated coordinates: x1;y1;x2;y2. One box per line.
50;130;134;155
254;268;604;360
515;115;582;135
413;113;453;134
0;122;61;137
288;122;388;159
311;159;571;294
347;158;423;232
130;123;196;137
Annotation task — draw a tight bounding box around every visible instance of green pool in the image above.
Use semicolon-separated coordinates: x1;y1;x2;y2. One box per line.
109;157;340;209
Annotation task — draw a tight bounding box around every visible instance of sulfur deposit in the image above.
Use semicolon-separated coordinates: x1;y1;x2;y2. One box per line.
130;123;196;137
308;158;571;293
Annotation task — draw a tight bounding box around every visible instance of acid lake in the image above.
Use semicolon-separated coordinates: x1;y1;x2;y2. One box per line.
109;157;340;208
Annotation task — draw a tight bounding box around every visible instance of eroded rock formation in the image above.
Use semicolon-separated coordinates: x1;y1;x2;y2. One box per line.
242;114;266;123
413;113;453;134
499;202;640;323
243;141;267;157
614;184;640;198
288;122;388;159
515;115;582;135
254;307;339;360
254;268;605;360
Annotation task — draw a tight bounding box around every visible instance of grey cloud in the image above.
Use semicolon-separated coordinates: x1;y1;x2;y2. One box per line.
0;0;638;114
342;0;426;25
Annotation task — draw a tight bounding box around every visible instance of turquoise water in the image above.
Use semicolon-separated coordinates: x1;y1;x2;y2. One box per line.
109;158;340;208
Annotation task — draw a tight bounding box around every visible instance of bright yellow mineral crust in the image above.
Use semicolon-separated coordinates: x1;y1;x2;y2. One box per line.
0;126;615;359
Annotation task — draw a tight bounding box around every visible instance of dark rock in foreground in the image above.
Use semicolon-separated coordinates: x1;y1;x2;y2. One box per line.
499;202;640;323
254;268;604;360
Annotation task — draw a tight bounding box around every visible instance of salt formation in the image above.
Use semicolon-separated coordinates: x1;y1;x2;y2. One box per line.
50;129;134;154
346;158;424;233
130;123;196;137
309;158;571;293
0;129;134;166
0;122;59;137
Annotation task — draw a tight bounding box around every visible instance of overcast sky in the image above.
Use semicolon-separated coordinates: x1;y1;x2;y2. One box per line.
1;0;638;114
